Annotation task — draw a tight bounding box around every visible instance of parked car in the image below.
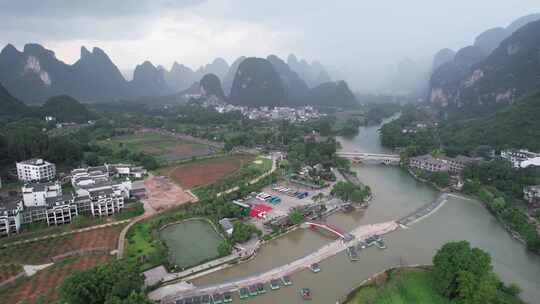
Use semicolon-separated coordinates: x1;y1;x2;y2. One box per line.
296;192;309;199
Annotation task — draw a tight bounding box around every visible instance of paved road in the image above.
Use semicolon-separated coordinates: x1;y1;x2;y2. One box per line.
151;221;398;302
116;195;158;259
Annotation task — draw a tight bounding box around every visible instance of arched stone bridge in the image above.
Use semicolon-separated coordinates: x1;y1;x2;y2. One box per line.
336;151;400;165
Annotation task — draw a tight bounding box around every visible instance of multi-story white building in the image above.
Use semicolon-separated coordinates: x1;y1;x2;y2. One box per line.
409;154;481;174
440;155;482;174
16;159;56;182
2;162;146;237
409;155;449;172
0;198;23;237
88;188;124;216
501;149;540;168
45;194;78;226
71;164;136;217
22;181;62;207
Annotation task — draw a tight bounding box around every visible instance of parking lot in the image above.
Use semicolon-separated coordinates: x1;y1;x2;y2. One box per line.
242;179;338;231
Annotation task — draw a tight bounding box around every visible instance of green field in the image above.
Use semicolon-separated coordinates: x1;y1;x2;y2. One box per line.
100;133;214;163
346;268;452;304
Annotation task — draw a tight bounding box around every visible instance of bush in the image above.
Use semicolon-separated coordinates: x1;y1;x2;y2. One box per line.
217;241;233;257
288;211;304;225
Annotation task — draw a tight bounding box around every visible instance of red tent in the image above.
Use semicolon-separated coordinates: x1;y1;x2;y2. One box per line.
249;203;273;218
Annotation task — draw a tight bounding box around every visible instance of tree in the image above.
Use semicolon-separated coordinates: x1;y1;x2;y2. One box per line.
218;241;233;257
350;189;366;203
491;197;507;214
432;241;494;302
431;171;450;187
231;222;260;243
105;291;154;304
59;260;146;304
288;211;304;225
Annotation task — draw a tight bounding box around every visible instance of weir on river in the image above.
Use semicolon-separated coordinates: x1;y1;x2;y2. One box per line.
397;193;449;227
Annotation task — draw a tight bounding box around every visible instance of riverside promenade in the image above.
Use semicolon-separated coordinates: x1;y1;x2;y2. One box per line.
150;221;398;302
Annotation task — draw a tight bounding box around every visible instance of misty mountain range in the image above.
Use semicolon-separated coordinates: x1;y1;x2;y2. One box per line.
0;42;334;106
429;14;540;118
385;13;540;98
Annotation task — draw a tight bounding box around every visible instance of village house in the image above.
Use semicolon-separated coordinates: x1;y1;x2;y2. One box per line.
409;155;449;172
0;162;147;237
16;158;56;182
501;149;540;168
0;197;23;237
524;185;540;215
219;218;234;236
409;154;481;174
524;185;540;204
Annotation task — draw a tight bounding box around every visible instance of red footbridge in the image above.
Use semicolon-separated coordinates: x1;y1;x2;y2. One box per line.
305;221;355;242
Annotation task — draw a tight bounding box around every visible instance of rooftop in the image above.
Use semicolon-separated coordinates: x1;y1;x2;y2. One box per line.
17;158;53;166
45;194;74;207
0;197;22;213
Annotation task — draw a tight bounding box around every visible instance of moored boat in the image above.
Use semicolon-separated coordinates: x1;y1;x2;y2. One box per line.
223;292;233;303
309;263;321;273
239;287;249;300
270;279;281;290
300;288;312;300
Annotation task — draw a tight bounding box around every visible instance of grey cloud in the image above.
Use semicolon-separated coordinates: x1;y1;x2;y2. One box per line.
0;0;206;18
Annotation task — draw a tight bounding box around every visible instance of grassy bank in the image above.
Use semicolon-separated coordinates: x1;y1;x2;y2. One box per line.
345;268;451;304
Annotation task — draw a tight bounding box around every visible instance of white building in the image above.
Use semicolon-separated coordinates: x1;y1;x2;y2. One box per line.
45;194;78;226
22;181;62;207
219;218;234;236
501;149;540;168
409;154;481;174
520;157;540;168
0;198;23;237
16;159;56;182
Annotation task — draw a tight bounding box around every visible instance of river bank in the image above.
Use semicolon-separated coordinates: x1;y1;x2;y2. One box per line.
340;265;441;304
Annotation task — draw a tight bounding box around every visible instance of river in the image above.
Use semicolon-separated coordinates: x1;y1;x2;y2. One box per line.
193;120;540;303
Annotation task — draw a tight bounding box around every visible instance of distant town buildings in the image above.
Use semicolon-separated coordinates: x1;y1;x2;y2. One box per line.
0;162;147;237
501;149;540;168
409;154;482;174
200;99;324;122
16;158;56;182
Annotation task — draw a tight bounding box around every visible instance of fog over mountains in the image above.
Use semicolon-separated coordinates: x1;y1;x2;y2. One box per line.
0;42;335;105
384;13;540;98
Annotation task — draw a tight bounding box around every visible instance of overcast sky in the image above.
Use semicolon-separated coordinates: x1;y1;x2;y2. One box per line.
1;1;539;91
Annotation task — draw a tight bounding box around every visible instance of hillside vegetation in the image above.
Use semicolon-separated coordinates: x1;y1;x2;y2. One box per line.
440;89;540;153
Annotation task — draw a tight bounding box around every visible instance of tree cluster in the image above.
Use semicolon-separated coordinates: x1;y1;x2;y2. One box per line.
331;181;371;203
433;241;523;304
59;260;151;304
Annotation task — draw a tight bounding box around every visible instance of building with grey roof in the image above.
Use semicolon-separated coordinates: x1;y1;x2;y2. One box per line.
0;197;23;237
16;158;56;182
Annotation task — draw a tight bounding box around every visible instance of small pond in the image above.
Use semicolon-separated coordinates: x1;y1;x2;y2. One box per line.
160;219;223;269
